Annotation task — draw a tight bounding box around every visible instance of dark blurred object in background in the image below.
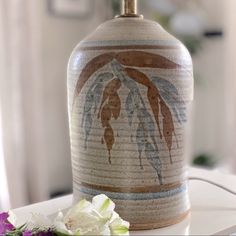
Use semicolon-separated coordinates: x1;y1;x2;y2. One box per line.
193;153;216;168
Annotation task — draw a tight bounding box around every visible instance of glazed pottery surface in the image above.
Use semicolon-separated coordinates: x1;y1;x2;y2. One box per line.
68;17;193;230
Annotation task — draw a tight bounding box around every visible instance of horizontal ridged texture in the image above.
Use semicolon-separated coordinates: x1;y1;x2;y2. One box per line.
67;17;193;230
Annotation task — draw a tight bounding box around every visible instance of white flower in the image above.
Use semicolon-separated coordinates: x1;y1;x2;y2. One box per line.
109;214;130;236
7;210;17;226
92;194;115;219
54;212;75;235
27;213;53;230
55;194;129;236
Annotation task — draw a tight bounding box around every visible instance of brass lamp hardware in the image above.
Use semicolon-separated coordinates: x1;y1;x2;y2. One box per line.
118;0;142;18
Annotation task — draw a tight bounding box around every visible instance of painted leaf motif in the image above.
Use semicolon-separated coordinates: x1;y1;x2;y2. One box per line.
132;93;142;109
111;60;137;89
108;92;121;120
176;105;187;124
125;92;135;126
137;108;158;152
111;60;126;82
104;124;115;164
84;112;93;149
98;78;121;117
116;51;180;69
98;74;122;163
160;98;175;163
93;83;103;113
81;90;94;127
136;122;146;169
81;72;114;122
111;60;145;109
122;77;146;109
147;87;162;139
124;68;163;139
137;108;155;134
125;67;151;87
92;72;114;113
101;104;112;128
145;142;162;185
153;77;179;96
73;52;116;103
152;76;186;123
111;60;140;93
94;72;114;84
84;91;94;113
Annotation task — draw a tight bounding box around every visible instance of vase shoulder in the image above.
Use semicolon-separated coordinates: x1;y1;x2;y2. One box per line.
69;18;192;75
77;18;185;48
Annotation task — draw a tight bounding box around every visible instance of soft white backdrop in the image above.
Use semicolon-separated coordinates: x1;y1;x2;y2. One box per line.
224;0;236;172
0;0;49;209
0;0;112;210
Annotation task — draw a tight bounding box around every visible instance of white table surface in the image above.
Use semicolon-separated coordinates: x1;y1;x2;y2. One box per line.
13;168;236;235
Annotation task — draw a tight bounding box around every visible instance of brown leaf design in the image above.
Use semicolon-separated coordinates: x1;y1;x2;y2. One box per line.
73;52;115;104
92;72;114;113
151;76;186;124
99;78;122;163
104;124;114;164
125;67;150;87
116;51;180;69
125;67;162;138
160;98;175;163
101;104;111;128
98;78;121;118
147;87;162;139
108;92;121;119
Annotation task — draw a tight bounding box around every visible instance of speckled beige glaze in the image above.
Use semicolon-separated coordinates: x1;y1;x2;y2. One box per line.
67;17;193;230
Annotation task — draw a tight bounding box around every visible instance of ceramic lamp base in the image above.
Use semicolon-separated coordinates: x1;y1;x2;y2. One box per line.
68;15;193;230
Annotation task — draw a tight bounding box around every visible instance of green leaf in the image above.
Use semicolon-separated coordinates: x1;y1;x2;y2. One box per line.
16;223;26;230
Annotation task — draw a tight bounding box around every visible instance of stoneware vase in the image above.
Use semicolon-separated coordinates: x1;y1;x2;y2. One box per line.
67;0;193;230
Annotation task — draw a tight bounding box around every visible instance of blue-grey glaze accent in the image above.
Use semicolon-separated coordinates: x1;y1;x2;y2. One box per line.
76;183;187;201
79;39;179;47
151;76;187;124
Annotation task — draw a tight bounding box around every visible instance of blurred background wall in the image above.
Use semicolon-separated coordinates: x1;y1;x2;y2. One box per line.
0;0;236;210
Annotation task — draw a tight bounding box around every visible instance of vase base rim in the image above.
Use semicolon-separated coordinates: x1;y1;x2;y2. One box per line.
130;209;190;231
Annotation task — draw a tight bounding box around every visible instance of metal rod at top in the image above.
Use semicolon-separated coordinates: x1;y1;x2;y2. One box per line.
122;0;137;15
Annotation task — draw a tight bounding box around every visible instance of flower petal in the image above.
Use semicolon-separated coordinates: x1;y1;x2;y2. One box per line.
92;194;115;218
65;211;105;232
109;216;130;236
54;221;73;235
23;230;33;236
63;198;112;235
0;212;14;234
100;225;111;236
0;212;9;222
54;195;129;236
27;213;53;230
7;210;17;226
64;199;94;220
